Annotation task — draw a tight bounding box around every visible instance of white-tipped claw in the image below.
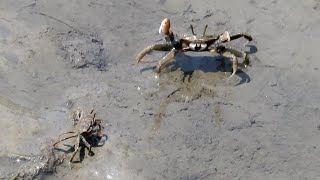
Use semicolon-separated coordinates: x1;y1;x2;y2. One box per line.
159;18;170;35
159;24;162;34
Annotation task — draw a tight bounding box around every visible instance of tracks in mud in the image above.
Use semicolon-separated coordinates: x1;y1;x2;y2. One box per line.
151;70;231;134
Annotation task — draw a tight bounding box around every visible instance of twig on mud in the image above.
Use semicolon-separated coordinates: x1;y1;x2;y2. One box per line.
167;87;182;98
182;4;196;15
32;12;75;30
203;10;214;19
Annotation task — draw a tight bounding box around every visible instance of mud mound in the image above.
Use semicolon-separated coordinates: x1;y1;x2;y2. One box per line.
55;30;108;70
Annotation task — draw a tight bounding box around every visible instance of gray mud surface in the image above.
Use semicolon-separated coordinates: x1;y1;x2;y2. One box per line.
1;0;320;179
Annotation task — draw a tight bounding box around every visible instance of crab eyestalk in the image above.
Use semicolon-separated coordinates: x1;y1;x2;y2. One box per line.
159;18;171;35
202;25;208;36
190;24;196;35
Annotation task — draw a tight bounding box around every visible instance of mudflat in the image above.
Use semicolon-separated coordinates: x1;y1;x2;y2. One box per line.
0;0;319;179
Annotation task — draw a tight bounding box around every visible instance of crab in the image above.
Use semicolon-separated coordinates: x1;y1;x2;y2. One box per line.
136;18;253;78
53;109;104;162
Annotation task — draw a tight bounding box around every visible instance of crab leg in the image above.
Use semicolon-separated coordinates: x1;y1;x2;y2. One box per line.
80;135;93;155
216;32;253;45
210;48;238;78
57;131;75;138
210;45;250;77
229;33;253;42
53;134;77;147
69;135;80;162
221;51;238;78
224;47;250;67
136;43;173;63
154;48;179;73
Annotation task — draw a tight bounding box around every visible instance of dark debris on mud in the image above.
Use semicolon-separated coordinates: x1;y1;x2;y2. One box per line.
55;30;109;71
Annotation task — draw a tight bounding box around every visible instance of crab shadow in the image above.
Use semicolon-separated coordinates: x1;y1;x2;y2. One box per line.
176;54;251;86
141;55;250;86
246;45;258;54
140;45;258;86
55;134;108;163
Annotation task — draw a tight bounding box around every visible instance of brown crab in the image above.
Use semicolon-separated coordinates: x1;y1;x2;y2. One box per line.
53;109;104;162
136;18;253;78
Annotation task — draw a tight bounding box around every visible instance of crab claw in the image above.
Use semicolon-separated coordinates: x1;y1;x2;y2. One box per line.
220;31;231;42
159;18;171;35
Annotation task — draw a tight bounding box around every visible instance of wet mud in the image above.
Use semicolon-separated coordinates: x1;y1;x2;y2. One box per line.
1;0;320;179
